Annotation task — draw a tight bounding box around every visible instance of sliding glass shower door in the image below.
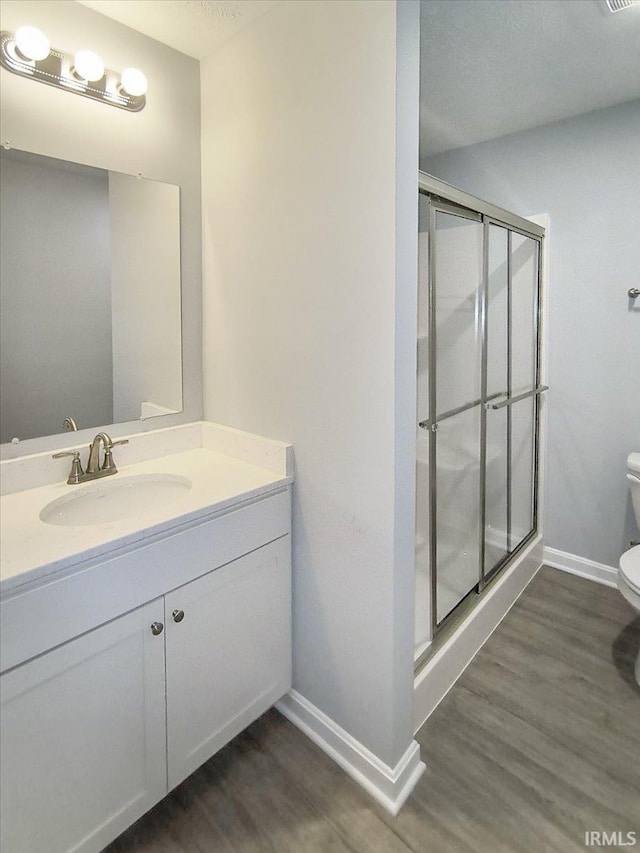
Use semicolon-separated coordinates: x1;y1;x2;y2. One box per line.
430;202;484;626
483;227;541;578
484;224;509;573
416;184;544;642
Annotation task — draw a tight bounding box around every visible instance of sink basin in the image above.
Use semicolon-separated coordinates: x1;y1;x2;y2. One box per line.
40;474;192;527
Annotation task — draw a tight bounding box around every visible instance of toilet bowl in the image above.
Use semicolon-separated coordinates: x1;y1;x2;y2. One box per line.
619;546;640;684
619;452;640;685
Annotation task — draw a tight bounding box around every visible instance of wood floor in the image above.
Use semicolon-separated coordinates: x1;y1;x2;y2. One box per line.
107;567;640;853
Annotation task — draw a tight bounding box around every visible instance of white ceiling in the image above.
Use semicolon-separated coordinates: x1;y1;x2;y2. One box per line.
77;0;640;158
420;0;640;158
77;0;279;59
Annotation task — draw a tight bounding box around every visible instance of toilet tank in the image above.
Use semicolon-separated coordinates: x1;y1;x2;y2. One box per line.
628;452;640;527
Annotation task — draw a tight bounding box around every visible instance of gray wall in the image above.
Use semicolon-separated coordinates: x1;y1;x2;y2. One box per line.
0;0;201;458
201;0;420;768
422;100;640;566
0;151;113;442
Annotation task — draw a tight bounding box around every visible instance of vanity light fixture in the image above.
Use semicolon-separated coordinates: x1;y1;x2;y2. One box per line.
0;27;147;111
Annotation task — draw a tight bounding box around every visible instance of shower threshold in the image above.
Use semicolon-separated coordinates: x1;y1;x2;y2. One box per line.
414;528;538;675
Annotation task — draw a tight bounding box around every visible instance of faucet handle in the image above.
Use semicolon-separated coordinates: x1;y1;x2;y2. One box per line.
102;439;128;473
52;450;84;484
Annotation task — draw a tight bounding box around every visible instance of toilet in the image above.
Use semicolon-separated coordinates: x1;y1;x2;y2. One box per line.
618;452;640;685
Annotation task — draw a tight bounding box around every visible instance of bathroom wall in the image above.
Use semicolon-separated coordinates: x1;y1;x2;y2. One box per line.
201;0;419;769
422;100;640;566
0;0;202;458
0;150;113;443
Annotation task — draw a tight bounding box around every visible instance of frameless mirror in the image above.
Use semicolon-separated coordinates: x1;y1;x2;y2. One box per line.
0;147;183;445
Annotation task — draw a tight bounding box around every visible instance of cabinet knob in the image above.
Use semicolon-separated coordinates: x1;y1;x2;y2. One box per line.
172;609;185;623
151;621;164;635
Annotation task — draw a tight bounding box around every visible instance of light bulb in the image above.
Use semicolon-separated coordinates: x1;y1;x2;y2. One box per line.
15;26;50;61
74;50;104;82
120;67;147;97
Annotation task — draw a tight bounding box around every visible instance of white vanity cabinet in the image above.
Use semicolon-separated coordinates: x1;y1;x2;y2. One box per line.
165;537;291;790
0;490;292;853
0;600;168;853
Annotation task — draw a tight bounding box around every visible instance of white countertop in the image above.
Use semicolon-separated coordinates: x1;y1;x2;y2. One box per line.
0;423;293;597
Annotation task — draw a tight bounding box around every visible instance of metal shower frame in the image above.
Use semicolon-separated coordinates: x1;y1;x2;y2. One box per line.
416;171;547;658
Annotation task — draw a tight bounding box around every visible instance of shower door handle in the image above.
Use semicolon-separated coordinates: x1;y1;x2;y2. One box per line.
419;391;505;431
484;385;549;410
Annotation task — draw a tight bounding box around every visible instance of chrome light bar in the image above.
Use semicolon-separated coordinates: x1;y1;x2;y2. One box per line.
0;30;146;112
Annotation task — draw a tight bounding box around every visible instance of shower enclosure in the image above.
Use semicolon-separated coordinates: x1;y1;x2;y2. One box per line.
415;173;546;663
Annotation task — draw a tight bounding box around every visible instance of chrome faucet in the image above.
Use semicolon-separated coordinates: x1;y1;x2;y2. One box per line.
53;432;129;485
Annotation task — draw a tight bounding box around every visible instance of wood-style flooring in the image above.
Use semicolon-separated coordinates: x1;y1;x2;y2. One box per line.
107;567;640;853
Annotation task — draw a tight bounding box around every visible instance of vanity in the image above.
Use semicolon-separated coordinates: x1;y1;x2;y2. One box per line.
0;421;293;853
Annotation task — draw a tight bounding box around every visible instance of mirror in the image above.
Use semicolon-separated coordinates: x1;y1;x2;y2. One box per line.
0;147;183;445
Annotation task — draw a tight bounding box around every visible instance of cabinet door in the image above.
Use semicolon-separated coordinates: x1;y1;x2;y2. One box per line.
1;600;167;853
165;537;291;789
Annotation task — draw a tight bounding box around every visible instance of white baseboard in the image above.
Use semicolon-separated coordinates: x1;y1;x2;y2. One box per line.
414;534;543;732
275;689;425;816
543;546;618;588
